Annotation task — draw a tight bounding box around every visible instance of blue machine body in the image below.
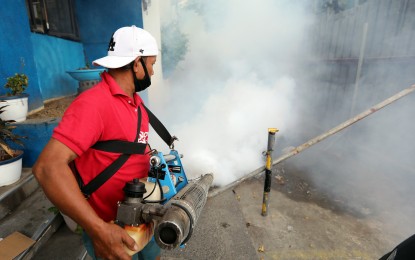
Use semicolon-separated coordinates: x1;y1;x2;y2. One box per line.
147;149;188;202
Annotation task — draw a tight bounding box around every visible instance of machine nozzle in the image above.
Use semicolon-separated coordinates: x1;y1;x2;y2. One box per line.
150;155;161;167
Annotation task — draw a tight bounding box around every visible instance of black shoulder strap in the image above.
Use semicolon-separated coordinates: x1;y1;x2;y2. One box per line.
76;104;176;197
144;104;177;148
91;140;146;154
79;107;142;197
81;154;131;197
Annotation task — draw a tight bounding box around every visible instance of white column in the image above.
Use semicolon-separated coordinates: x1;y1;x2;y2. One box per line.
142;0;169;111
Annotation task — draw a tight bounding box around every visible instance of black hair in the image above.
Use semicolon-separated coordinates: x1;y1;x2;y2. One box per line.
108;57;147;72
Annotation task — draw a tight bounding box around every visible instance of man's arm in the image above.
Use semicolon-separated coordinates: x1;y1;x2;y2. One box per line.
33;138;138;259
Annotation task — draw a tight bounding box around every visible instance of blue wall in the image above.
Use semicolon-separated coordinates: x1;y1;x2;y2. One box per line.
1;0;144;112
1;0;146;167
0;0;43;110
14;119;60;167
31;34;84;100
75;0;143;67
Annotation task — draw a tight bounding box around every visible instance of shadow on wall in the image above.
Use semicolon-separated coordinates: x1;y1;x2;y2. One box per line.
14;118;60;167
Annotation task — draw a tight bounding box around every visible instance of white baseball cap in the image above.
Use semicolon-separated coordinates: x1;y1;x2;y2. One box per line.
93;25;158;69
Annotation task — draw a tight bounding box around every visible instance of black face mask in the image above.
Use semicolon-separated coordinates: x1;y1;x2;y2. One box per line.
132;58;151;92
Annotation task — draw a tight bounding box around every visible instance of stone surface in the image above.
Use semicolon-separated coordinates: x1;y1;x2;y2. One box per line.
27;96;75;120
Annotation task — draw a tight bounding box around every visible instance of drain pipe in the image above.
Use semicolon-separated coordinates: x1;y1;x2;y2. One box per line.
209;84;415;198
351;22;369;116
261;128;278;216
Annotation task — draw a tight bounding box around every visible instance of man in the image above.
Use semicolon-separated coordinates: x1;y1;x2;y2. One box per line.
379;234;415;260
33;26;161;260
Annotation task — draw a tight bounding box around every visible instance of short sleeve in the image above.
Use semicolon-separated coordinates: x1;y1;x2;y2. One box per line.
52;97;104;156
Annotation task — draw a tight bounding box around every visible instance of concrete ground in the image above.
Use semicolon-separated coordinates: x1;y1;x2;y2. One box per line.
25;146;415;260
161;175;393;260
31;167;404;260
27;174;406;260
21;92;414;260
18;143;412;260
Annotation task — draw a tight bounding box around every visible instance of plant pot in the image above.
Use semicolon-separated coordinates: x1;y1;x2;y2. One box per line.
66;69;105;94
66;69;105;81
0;150;23;186
0;93;29;122
61;212;80;233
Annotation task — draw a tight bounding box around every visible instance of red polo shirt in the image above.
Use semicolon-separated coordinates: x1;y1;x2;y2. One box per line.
53;72;150;222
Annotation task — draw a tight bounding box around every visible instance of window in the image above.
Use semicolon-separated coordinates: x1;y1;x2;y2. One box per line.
26;0;79;41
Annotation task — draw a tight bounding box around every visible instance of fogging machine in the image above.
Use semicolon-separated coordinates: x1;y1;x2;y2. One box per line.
115;149;213;249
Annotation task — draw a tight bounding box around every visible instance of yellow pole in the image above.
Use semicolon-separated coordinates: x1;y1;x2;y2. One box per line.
261;128;278;216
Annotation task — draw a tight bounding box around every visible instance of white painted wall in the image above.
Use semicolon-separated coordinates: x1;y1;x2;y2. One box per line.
142;0;169;110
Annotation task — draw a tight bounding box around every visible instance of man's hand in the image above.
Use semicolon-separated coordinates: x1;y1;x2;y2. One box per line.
90;222;138;260
33;138;138;259
33;138;140;259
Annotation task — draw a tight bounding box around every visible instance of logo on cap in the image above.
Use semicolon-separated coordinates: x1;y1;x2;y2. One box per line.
139;49;144;54
108;36;116;51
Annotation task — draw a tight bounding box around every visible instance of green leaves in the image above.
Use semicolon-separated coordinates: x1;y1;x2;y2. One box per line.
0;105;26;159
4;73;28;96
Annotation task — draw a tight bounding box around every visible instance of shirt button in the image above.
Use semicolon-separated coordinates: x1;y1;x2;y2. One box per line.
135;109;138;112
128;100;131;103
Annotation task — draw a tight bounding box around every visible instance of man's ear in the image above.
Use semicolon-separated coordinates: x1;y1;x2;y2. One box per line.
133;57;141;72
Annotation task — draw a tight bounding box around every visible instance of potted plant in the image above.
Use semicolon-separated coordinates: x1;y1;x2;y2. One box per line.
66;63;105;94
0;73;29;122
0;105;25;186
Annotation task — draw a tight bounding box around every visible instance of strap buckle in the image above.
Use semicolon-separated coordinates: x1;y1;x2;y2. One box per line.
82;191;91;200
169;136;179;149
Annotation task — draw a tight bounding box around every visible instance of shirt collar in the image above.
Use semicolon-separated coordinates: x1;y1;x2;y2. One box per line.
102;71;143;106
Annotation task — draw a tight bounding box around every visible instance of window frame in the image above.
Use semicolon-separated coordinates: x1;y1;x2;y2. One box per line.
26;0;80;41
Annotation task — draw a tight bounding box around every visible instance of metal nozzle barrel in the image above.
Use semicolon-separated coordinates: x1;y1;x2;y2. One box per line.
150;154;178;167
154;174;213;249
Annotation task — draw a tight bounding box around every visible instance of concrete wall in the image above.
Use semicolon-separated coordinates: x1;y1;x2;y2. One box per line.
31;34;84;101
1;0;145;112
0;0;43;110
75;0;144;67
307;0;415;129
142;0;165;107
14;119;60;167
1;0;148;167
312;0;415;60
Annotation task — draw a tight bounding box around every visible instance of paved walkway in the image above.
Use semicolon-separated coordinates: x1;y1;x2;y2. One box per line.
32;174;398;260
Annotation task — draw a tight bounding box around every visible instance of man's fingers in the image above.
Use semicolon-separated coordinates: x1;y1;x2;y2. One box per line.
122;230;139;252
91;222;135;260
115;225;138;257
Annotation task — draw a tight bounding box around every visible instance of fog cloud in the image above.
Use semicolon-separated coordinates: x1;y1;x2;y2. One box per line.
155;0;313;187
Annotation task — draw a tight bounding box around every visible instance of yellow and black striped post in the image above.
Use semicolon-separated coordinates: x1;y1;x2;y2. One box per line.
261;128;278;216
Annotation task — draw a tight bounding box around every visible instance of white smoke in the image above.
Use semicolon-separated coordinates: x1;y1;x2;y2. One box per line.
149;0;415;248
280;1;415;245
153;0;313;186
